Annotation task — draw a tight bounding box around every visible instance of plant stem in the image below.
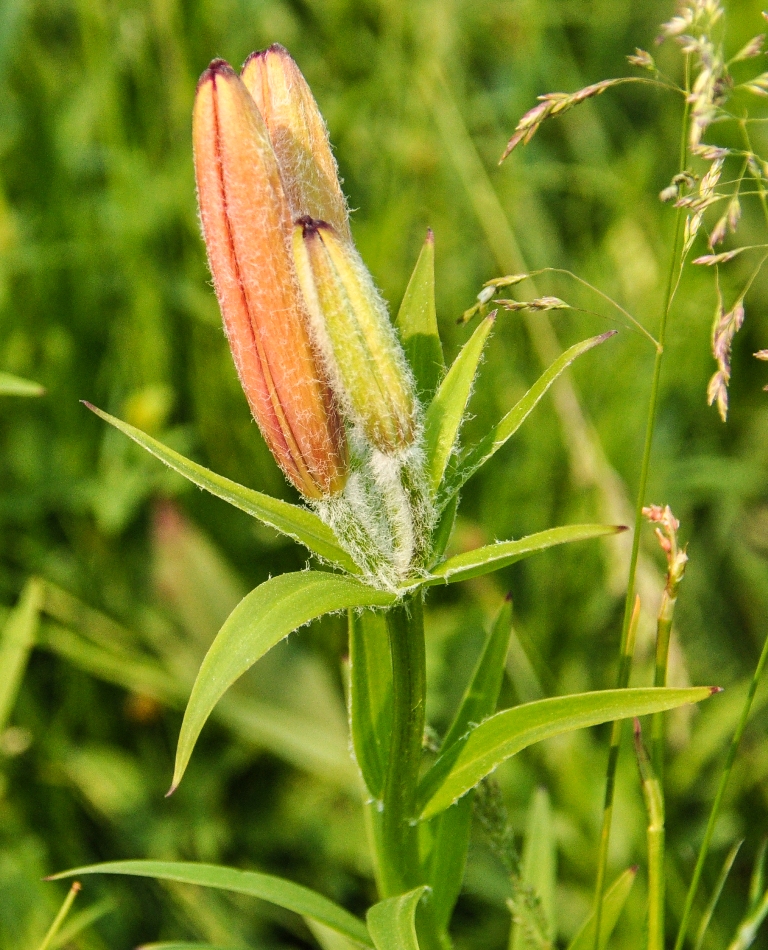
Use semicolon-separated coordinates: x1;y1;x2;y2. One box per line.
592;61;691;949
673;628;768;950
591;595;640;948
379;591;427;896
651;580;677;783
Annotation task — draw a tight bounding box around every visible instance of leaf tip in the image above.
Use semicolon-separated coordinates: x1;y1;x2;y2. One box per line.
505;590;513;602
425;227;434;244
709;685;724;695
616;524;630;533
80;400;96;411
165;780;179;798
629;864;639;875
633;716;642;737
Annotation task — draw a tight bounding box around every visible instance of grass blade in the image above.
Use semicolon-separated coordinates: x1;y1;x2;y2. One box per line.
0;578;43;732
48;861;372;948
426;599;513;929
510;788;556;950
568;867;637;950
442;331;615;501
423;314;494;496
694;841;743;950
83;403;358;573
425;524;625;586
366;887;429;950
395;229;445;401
172;572;395;791
0;370;45;396
418;687;718;819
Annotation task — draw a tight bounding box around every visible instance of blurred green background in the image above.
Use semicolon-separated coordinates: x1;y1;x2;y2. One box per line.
1;0;768;947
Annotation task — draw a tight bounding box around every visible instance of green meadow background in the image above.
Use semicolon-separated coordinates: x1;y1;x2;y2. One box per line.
1;0;768;946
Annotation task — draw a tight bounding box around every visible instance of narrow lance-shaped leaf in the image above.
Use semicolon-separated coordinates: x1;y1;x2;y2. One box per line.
348;609;393;798
418;686;718;819
694;841;743;950
138;944;234;950
395;229;445;401
567;867;637;950
48;862;373;949
0;578;43;732
425;524;625;586
510;788;555;950
423;314;494;497
366;887;429;950
442;331;616;503
0;371;45;396
83;403;358;573
172;572;395;792
426;599;513;930
37;622;356;789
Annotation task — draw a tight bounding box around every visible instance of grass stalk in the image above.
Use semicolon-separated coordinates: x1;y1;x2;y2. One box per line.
36;882;81;950
591;61;691;948
673;629;768;950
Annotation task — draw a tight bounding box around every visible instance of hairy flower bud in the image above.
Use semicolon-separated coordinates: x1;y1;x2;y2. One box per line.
193;60;347;499
292;217;418;454
241;44;350;240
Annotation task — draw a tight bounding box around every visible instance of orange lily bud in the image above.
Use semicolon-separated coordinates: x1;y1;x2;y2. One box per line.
193;60;347;499
292;217;418;455
240;45;350;240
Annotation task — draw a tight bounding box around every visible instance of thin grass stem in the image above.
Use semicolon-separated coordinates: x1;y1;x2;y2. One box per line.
673;628;768;950
36;882;81;950
591;55;691;950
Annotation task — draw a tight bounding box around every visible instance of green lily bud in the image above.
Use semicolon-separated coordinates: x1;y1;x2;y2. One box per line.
292;216;418;455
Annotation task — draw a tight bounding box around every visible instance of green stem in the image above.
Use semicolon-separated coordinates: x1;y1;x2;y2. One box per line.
673;629;768;950
591;596;640;948
379;591;427;896
651;587;676;782
592;59;691;950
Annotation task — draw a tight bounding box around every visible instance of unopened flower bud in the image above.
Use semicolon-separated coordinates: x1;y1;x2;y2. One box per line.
241;45;350;240
193;60;347;499
292;217;418;454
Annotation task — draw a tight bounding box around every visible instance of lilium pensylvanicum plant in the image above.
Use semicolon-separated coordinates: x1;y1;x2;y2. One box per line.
62;44;721;950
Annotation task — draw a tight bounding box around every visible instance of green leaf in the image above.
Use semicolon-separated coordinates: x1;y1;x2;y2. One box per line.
442;331;615;502
427;599;514;930
694;841;743;950
567;867;637;950
0;370;45;396
138;945;234;950
306;918;364;950
83;403;358;573
348;609;393;798
510;788;555;950
425;524;625;586
172;572;395;791
428;492;458;567
366;887;429;950
424;796;474;933
0;578;43;732
48;861;372;948
423;315;495;496
418;686;716;819
395;229;445;401
441;598;513;751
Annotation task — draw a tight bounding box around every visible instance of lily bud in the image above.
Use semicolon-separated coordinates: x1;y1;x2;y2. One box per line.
241;45;350;240
193;60;347;499
292;217;418;454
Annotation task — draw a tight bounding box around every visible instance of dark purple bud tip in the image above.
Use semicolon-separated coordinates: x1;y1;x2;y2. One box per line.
630;864;639;874
199;59;235;88
244;44;290;70
617;525;630;532
505;591;513;602
296;215;331;237
710;686;724;695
